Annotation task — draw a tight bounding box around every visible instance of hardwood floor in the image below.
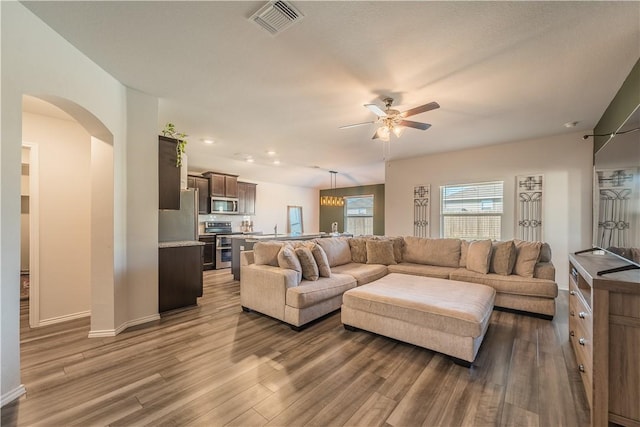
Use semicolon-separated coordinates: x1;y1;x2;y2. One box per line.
2;270;590;426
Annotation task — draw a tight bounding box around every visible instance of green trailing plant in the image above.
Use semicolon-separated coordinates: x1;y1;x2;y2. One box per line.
161;122;188;167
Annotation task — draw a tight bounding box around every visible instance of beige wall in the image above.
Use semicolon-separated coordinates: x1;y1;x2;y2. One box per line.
22;111;92;322
20;148;30;272
385;131;594;290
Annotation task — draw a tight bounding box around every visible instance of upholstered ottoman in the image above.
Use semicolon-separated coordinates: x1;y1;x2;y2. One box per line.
341;273;495;365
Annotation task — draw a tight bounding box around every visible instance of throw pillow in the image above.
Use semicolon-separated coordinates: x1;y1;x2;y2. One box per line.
388;236;405;263
466;239;492;274
349;238;368;263
490;241;517;275
366;239;397;265
309;243;331;277
513;240;542;278
253;241;284;266
277;245;302;275
295;246;319;281
459;240;472;267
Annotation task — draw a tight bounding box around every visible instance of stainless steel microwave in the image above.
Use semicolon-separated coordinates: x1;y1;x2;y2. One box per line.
211;197;239;214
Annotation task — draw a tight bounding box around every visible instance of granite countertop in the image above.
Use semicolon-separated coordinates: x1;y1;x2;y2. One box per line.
159;240;205;248
239;233;325;242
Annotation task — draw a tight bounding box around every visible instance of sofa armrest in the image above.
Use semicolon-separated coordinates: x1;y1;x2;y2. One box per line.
241;250;254;266
534;262;555;281
240;264;299;321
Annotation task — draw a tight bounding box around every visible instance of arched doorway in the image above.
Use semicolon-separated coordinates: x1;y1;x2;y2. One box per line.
21;94;115;333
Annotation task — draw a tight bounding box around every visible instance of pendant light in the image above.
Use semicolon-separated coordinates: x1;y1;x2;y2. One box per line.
320;171;344;207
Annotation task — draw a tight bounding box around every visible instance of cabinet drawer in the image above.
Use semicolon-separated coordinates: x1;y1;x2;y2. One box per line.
569;282;592;338
570;333;593;407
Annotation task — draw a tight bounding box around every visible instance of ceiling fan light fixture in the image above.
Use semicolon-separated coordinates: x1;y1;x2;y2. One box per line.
376;126;390;141
392;126;404;138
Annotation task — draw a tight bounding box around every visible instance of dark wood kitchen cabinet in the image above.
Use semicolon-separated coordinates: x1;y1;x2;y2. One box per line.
158;136;180;210
159;244;203;313
199;235;216;271
187;175;210;214
206;172;238;198
237;181;257;215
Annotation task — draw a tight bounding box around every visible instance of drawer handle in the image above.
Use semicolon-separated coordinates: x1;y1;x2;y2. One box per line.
570;290;576;296
578;364;585;373
570;310;575;317
570;330;575;337
579;338;586;345
579;312;586;319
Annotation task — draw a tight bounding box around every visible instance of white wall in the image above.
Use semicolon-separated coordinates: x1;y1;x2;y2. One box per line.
385;131;594;290
23;111;92;323
1;2;160;405
20;148;30;272
198;179;319;234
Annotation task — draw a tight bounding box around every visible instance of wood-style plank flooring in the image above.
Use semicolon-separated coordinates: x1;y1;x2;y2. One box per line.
1;270;590;426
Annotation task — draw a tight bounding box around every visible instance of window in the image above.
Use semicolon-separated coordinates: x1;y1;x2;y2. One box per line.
345;195;374;236
440;181;503;240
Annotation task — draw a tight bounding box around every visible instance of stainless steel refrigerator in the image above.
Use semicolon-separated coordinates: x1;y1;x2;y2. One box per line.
159;189;199;242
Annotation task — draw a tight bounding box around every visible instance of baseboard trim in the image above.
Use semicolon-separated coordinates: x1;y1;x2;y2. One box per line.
1;384;26;408
88;313;160;338
38;310;90;327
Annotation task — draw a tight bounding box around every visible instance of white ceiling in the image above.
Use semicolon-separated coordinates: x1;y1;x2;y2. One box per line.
22;1;640;189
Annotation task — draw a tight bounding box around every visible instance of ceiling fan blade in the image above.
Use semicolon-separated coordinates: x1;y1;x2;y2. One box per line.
399;120;431;130
401;101;440;118
364;103;387;117
339;121;375;129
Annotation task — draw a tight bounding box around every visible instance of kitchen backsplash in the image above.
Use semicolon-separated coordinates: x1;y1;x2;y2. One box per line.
198;214;254;234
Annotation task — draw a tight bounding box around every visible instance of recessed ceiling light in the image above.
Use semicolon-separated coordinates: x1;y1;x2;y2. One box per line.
564;121;579;128
246;157;255;163
203;138;215;144
267;150;276;156
273;160;280;165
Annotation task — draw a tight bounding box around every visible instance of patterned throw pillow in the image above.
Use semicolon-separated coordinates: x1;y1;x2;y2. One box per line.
366;239;397;265
295;246;319;281
349;238;368;263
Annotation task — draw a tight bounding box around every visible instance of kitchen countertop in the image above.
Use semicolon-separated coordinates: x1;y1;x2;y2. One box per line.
235;233;327;242
159;240;205;248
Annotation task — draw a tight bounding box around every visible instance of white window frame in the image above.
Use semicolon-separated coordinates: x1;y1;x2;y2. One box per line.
344;194;374;236
440;181;504;240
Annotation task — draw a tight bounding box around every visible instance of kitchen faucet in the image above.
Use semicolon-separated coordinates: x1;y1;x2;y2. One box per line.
274;224;278;236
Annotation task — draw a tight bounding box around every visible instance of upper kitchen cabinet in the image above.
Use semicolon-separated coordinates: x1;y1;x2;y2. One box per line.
238;181;257;215
205;172;238;198
159;136;180;210
187;174;210;214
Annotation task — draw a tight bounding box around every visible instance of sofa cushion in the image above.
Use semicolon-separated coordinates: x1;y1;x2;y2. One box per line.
277;245;302;280
316;237;352;267
490;241;516;276
309;243;331;278
286;273;357;309
534;262;555;281
366;239;397;265
466;239;492;274
295;246;319;281
349;238;368;263
402;237;461;267
449;268;558;298
459;240;471;267
253;241;284;266
387;236;405;263
387;262;458;280
331;262;388;286
539;242;552;263
513;240;542;278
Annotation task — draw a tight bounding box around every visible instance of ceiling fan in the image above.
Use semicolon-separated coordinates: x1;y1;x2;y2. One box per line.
340;97;440;141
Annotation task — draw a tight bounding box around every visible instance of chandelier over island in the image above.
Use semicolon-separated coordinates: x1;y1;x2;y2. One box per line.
320;171;344;207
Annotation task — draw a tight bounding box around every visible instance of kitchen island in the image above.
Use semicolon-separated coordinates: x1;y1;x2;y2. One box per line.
159;240;204;313
231;233;351;280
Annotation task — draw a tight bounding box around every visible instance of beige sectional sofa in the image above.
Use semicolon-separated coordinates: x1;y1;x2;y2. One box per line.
240;236;558;330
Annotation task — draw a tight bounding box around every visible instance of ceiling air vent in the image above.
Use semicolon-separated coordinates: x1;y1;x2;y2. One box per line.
250;1;304;36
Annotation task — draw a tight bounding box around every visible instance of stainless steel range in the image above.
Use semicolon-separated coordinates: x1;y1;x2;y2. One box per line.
205;221;234;269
